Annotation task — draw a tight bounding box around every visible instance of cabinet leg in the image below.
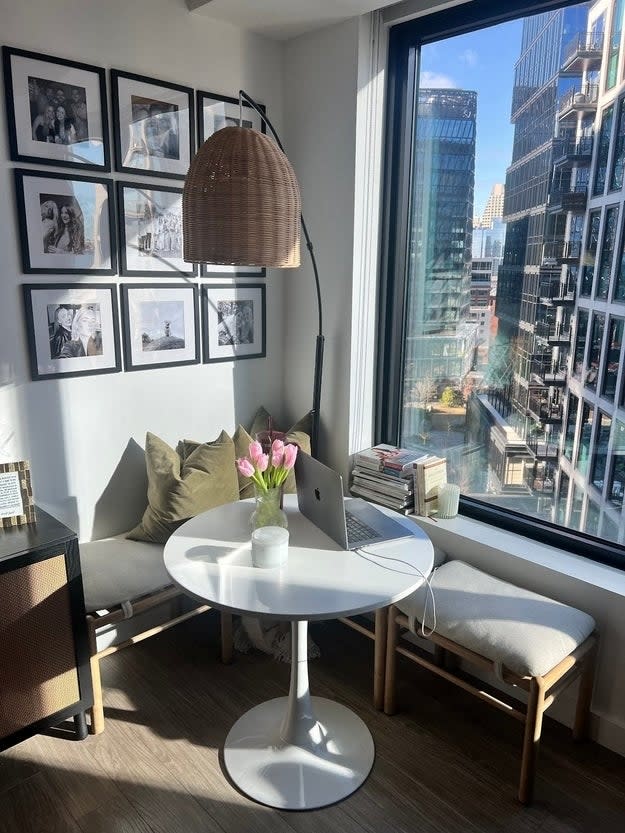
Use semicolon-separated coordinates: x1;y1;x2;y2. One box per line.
74;712;88;740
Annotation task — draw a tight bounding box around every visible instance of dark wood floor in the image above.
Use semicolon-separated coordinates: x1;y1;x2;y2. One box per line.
1;614;624;833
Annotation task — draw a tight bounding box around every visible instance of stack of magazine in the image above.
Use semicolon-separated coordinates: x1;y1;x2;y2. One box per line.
350;443;423;514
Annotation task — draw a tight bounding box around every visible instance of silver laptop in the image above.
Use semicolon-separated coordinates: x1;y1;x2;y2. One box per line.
295;452;412;549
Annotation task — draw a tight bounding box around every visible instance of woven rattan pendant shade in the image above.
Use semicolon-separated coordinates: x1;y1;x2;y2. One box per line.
183;126;301;267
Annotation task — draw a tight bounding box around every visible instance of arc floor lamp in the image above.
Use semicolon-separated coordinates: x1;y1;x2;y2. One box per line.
182;90;324;458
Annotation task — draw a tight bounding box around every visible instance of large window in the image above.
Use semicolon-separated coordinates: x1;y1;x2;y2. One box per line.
593;104;615;196
610;96;625;190
379;0;625;569
581;210;601;296
597;207;619;298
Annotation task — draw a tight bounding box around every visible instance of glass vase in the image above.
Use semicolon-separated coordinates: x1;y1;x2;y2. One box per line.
250;485;288;532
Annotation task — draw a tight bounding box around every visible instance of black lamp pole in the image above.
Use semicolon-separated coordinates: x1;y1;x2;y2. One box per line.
239;90;324;458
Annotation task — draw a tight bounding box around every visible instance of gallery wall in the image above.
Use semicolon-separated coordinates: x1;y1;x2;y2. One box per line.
0;0;286;539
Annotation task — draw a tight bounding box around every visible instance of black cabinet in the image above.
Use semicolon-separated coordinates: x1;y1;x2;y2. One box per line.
0;507;92;750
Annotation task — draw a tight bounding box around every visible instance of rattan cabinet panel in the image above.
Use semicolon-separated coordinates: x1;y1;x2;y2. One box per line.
0;509;92;750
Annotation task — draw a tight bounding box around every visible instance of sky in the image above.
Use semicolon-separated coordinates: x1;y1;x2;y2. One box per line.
420;17;524;218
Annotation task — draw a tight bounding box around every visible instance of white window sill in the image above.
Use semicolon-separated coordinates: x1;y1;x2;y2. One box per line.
409;513;625;599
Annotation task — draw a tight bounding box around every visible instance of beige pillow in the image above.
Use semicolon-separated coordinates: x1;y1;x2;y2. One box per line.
128;430;239;544
248;407;311;493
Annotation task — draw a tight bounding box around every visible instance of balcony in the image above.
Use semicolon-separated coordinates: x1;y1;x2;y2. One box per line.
560;32;604;75
527;437;560;459
553;137;594;168
534;320;572;345
561;240;582;264
541;240;582;266
527;390;563;424
547;183;588;214
557;84;599;120
525;466;556;493
530;358;567;386
538;272;576;305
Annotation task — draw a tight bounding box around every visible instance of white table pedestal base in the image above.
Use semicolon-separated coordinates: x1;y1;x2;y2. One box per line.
223;621;374;810
224;695;375;809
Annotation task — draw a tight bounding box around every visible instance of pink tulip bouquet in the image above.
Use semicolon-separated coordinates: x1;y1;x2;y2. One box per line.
236;439;298;493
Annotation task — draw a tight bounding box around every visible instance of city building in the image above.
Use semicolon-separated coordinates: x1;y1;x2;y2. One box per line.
478;182;505;228
403;88;479;396
487;4;593;507
557;0;625;541
469;0;625;540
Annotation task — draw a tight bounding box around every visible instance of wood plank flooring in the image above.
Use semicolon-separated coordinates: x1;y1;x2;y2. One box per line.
1;613;624;832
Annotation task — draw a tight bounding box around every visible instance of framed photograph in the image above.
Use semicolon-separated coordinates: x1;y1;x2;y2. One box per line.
202;283;266;363
197;90;266;279
0;461;36;528
120;284;199;372
22;283;121;381
15;169;116;275
197;89;265;145
116;180;196;277
2;46;110;171
112;69;194;179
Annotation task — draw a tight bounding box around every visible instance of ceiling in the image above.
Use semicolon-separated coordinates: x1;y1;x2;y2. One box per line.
186;0;407;40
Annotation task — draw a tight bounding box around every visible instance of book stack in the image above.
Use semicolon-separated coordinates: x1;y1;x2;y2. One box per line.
413;455;447;517
350;444;425;514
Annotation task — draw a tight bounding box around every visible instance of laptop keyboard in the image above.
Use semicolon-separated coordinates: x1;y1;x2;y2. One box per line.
345;510;379;546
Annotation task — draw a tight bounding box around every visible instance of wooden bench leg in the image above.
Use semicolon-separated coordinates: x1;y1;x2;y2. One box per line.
374;607;388;710
220;611;233;664
384;605;399;715
573;639;597;741
519;675;546;804
87;617;105;735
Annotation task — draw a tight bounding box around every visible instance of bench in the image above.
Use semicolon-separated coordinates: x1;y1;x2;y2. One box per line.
80;534;233;734
383;559;598;804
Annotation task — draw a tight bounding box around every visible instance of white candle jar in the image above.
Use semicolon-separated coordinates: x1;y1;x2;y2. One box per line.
437;483;460;518
251;525;289;568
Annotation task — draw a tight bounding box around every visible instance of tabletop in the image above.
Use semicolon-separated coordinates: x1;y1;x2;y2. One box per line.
164;495;434;621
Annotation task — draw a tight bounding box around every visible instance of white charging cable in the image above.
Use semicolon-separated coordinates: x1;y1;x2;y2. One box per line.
354;547;438;637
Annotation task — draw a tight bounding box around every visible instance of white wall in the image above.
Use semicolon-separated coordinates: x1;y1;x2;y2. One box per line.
0;0;285;539
283;18;361;473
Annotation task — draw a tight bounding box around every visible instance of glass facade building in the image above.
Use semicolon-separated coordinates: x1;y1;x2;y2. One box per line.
402;88;479;440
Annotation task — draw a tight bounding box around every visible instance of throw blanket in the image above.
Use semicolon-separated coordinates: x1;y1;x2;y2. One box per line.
234;616;320;662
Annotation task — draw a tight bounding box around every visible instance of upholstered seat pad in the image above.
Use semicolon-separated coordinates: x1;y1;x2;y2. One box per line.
397;560;595;677
80;535;171;612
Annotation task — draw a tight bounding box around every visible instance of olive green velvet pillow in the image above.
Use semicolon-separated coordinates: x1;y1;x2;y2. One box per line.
178;424;255;499
127;430;239;544
248;407;312;494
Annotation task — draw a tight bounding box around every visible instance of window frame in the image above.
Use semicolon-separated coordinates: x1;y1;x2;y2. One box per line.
377;0;625;570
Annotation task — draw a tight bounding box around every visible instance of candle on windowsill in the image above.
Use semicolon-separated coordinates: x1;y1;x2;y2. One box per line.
437;483;460;519
251;525;289;568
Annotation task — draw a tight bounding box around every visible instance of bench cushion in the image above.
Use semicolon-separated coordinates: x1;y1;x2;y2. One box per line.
80;535;170;613
396;560;595;677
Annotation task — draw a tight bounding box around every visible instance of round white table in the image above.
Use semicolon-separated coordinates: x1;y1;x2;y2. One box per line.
164;495;433;810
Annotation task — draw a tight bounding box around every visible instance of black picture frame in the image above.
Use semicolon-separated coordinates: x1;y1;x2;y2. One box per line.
196;89;266;279
201;282;266;363
116;180;197;277
2;45;110;172
22;283;121;381
196;89;266;145
120;283;200;372
111;69;194;179
14;168;117;275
